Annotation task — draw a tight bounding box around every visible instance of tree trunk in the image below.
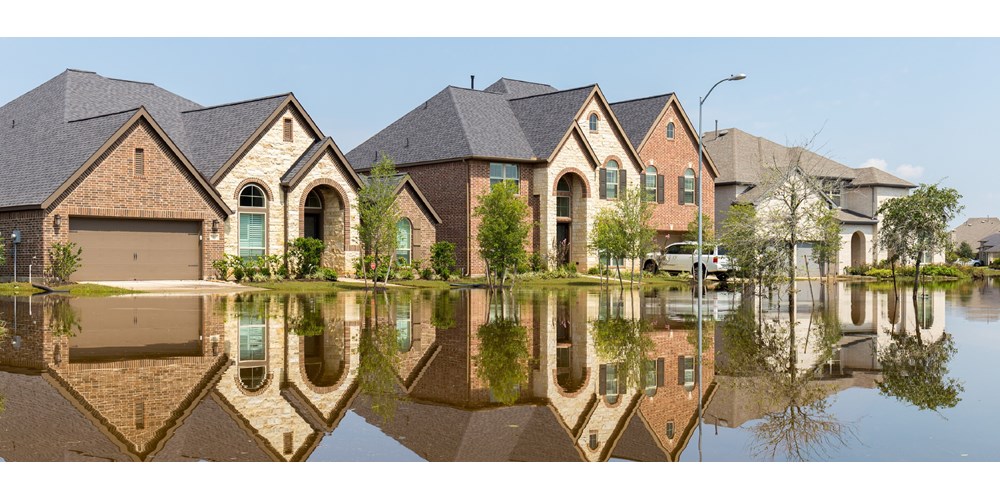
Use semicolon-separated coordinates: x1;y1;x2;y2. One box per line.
912;254;922;306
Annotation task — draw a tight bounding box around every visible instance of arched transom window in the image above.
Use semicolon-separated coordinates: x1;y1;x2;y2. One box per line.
666;121;675;140
588;113;599;132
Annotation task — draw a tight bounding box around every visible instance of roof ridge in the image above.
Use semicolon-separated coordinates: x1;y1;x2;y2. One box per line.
507;84;597;101
106;77;154;86
66;107;141;123
182;93;290;113
495;77;554;86
65;68;97;74
445;85;506;96
445;87;476;157
609;92;675;105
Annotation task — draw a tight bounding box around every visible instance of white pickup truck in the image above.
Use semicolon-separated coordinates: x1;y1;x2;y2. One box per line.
642;241;732;280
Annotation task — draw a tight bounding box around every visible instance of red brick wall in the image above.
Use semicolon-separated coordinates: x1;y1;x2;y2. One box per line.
0;210;45;281
467;163;537;276
44;119;226;279
639;101;716;247
401;161;472;274
396;185;437;266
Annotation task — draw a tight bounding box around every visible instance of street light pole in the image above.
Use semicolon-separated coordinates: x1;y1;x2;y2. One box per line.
696;73;745;460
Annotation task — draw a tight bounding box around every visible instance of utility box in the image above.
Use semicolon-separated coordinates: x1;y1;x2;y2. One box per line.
10;229;20;244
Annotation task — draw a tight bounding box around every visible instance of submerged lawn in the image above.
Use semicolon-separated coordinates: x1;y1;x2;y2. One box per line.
0;282;140;297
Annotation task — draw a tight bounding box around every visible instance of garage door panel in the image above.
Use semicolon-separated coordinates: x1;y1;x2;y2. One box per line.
69;217;201;281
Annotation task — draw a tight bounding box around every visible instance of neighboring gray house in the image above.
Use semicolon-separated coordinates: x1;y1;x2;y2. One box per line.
952;217;1000;254
978;233;1000;264
703;128;920;275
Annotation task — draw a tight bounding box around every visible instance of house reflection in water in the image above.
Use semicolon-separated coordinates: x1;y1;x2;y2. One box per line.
0;287;714;462
706;282;948;433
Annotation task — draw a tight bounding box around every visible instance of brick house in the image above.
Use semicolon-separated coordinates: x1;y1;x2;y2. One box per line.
347;78;711;276
703;128;923;275
611;93;719;247
0;69;437;281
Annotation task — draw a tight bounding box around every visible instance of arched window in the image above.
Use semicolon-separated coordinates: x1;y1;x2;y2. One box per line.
683;168;696;205
666;122;675;140
396;218;412;264
304;191;323;209
645;166;658;201
605;160;619;199
239;184;267;257
589;113;599;132
556;177;571;218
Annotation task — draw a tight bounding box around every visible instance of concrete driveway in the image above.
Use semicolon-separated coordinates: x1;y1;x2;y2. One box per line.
81;280;259;294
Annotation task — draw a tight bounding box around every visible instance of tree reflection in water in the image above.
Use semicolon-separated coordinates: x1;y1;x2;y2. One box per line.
877;286;963;412
475;291;528;405
720;297;856;461
358;292;402;422
591;292;653;393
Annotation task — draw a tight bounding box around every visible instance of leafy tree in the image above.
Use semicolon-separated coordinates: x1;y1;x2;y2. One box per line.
474;292;528;405
589;187;656;288
358;293;402;422
288;295;325;337
47;242;83;284
877;331;963;412
356;155;402;289
684;213;715;246
474;181;531;287
430;241;456;280
877;183;963;303
589;207;627;287
957;241;975;260
591;293;654;392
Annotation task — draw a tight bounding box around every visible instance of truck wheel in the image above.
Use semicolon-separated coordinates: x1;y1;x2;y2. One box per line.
643;260;658;274
692;264;707;280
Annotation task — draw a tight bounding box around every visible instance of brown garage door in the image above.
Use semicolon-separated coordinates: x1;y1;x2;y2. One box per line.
69;218;201;281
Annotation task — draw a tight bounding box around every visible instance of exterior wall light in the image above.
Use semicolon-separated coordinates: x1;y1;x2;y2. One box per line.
54;214;62;231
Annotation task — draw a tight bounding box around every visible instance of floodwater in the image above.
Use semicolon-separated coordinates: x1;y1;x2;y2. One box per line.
0;279;996;462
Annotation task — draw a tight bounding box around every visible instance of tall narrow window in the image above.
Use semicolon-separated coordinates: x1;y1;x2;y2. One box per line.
605;364;619;404
239;184;267;258
489;163;519;189
683;168;696;205
645;166;657;201
666;122;675;140
134;401;145;430
396;299;412;352
283;118;293;142
606;160;619;199
589;113;599;132
238;299;267;390
556;177;571;218
681;356;695;391
396;218;412;264
134;148;145;177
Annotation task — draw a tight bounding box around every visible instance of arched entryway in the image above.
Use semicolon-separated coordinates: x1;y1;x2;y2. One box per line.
851;231;866;268
301;185;347;271
553;170;590;268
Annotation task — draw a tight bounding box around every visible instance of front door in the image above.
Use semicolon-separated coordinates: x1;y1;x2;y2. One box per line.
556;222;570;265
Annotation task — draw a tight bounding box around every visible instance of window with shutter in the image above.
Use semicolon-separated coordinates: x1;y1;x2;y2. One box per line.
605;161;619;199
239;213;266;257
683;168;696;205
645;166;657;201
396;218;412;264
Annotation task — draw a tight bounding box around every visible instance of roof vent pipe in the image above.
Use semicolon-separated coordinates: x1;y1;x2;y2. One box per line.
470;75;475;90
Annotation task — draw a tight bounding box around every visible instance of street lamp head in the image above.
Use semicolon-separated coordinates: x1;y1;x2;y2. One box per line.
729;73;747;81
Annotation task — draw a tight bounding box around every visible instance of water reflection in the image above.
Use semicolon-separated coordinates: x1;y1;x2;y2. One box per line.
0;279;984;461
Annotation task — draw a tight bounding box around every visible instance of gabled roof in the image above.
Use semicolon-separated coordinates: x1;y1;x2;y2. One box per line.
610;93;721;178
281;136;364;190
345;78;646;171
953;217;1000;246
980;232;1000;250
734;163;837;207
359;172;443;224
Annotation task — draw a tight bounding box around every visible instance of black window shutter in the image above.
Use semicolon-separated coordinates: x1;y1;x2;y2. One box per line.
639;173;647;197
678;176;685;205
617;365;626;394
657;175;665;204
599;168;607;199
677;356;686;385
599;364;608;395
656;357;665;387
619;169;627;195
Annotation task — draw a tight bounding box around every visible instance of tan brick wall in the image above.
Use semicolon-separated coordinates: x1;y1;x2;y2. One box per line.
638;100;716;247
44;119;226;280
287;150;361;272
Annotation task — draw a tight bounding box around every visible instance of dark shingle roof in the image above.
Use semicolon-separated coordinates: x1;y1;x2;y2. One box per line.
610;94;673;149
180;95;289;179
345;79;596;170
980;232;1000;250
0;69;295;209
281;138;327;184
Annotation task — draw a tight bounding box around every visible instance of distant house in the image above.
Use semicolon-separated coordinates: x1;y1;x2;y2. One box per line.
952;217;1000;253
703;128;923;275
346;78;713;275
979;233;1000;264
0;70;437;281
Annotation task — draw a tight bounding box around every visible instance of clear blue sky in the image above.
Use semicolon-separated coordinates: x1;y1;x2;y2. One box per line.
2;38;996;222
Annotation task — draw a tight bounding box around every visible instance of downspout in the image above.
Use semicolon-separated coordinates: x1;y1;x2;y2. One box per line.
465;159;471;277
282;185;289;262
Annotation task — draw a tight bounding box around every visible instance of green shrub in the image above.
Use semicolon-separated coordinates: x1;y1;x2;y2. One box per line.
320;267;338;281
420;267;434;280
992;259;1000;270
212;257;232;281
47;242;83;284
431;241;456;280
287;237;325;278
397;267;415;280
587;266;602;275
353;255;395;281
529;252;547;272
863;268;893;279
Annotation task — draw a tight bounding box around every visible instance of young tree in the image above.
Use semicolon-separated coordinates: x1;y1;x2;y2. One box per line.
684;213;715;246
877;183;963;302
474;181;531;287
356;155;402;289
957;241;975;260
589;187;656;289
